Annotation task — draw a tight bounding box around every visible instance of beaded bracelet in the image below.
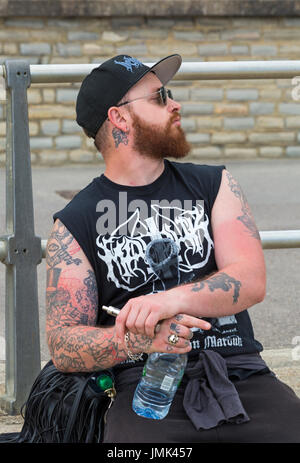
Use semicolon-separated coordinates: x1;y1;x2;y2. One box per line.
124;331;144;361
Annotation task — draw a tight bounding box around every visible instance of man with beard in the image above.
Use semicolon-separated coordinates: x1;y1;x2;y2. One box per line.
44;54;300;443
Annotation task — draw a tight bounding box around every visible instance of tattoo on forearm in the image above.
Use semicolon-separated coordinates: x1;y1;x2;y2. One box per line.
47;326;128;372
192;272;241;304
46;222;82;268
46;221;128;371
112;128;129;148
126;333;153;353
226;171;260;240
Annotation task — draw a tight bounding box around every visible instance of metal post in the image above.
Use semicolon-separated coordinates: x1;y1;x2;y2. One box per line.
0;60;42;414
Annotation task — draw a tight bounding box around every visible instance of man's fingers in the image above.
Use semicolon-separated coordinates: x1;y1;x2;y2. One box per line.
174;314;211;330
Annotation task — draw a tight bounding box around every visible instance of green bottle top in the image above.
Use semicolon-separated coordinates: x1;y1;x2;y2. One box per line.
96;374;114;391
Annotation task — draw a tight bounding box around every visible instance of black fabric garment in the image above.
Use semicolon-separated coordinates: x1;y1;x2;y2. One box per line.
53;160;263;365
182;351;250;430
113;351;269;431
103;371;300;443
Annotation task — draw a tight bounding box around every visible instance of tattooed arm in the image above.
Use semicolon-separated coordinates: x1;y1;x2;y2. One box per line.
46;219;129;372
46;219;204;372
115;169;266;340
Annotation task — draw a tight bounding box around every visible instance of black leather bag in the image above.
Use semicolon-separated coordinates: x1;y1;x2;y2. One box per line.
0;360;115;443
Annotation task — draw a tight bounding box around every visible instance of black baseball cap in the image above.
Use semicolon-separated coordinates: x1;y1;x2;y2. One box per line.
76;54;182;138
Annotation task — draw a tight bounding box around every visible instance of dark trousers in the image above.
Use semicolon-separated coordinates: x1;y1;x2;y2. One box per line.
103;372;300;443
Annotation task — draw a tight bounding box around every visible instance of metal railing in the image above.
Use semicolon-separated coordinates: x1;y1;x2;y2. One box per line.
0;59;300;414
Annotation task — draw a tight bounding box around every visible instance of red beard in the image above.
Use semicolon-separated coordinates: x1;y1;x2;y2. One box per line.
131;111;191;160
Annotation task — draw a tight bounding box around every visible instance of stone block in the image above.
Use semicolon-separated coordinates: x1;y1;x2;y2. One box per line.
279;44;300;55
249;132;295;144
116;44;147;56
3;43;18;54
69;149;95;163
29;105;75;119
249;102;275;115
181;118;196;132
191;146;222;158
224;148;257;158
285;116;300;128
224;118;255;130
227;89;258;101
259;147;283;158
30;137;53;149
56;88;79;103
230;45;249;55
56;43;82;57
131;29;169;39
102;31;129;42
286;146;300;157
171;88;190;101
62;120;81;134
212;132;246;144
215;103;248;115
174;31;205;41
5;19;44;29
20;43;51;55
221;29;260;40
68;31;99;41
0;121;5;136
251;45;277;56
83;43;114;55
181;104;213;116
256;117;284;129
279;103;300;115
39;150;68;165
42;89;56;103
198;44;228;56
187;133;210;144
41;120;60;136
196;117;222;129
27;89;42;105
260;89;282;100
191;88;223;101
55;136;82;149
29;122;39;136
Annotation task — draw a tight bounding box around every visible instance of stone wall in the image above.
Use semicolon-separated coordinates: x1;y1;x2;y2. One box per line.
1;7;300;165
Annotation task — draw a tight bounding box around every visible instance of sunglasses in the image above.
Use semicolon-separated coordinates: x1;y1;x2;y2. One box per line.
117;86;173;108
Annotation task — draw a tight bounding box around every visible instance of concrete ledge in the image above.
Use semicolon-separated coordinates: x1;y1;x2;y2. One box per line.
260;348;300;397
1;1;300;18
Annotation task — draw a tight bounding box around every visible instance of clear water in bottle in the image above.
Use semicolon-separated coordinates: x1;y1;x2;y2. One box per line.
132;352;188;420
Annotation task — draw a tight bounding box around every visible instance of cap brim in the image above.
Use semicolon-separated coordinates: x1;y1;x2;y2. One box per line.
149;54;182;86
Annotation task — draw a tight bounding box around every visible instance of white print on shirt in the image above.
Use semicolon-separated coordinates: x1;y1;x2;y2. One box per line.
96;203;213;293
96;202;243;354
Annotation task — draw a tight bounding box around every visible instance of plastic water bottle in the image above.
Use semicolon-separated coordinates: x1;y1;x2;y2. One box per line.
132;352;188;420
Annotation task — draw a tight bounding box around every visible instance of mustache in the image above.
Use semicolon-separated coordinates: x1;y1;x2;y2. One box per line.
170;112;181;123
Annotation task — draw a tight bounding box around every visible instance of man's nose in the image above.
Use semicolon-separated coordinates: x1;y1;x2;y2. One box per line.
167;96;181;112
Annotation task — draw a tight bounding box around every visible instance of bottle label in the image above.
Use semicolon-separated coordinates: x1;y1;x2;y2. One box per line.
160;375;174;392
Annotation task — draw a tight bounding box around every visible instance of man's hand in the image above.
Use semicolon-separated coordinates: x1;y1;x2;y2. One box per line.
115;291;211;342
124;313;211;356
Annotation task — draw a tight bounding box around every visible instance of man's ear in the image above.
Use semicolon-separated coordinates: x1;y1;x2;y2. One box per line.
107;107;129;133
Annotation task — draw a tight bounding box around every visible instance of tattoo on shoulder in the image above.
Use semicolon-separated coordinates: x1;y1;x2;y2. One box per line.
112;128;129;148
226;171;260;240
47;222;82;269
192;272;241;304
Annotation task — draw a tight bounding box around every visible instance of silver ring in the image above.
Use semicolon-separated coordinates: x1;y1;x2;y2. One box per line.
168;334;179;345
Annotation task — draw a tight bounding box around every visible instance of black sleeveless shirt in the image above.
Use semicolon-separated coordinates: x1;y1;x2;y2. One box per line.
53;160;263;364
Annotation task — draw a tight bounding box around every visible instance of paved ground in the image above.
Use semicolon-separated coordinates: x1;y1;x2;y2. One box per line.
0;157;299;433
